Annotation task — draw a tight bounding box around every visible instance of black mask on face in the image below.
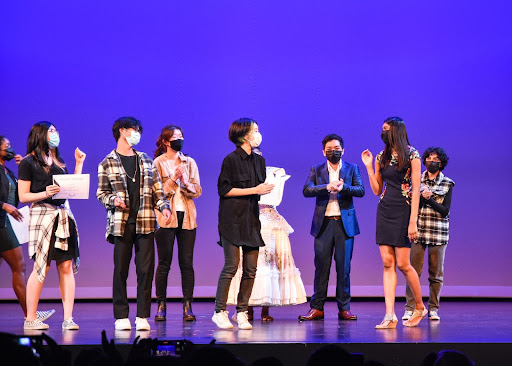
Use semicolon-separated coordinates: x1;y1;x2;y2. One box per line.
1;147;15;161
425;161;441;174
170;139;184;152
381;130;390;145
326;150;342;164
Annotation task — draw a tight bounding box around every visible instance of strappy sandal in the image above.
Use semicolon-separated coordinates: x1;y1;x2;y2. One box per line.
403;308;428;327
375;314;398;329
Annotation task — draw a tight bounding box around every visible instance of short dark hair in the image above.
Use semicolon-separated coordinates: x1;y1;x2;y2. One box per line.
322;134;344;149
112;117;143;142
228;118;255;146
0;136;5;145
422;146;449;171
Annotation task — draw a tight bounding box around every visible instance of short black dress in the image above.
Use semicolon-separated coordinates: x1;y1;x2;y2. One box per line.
376;147;420;247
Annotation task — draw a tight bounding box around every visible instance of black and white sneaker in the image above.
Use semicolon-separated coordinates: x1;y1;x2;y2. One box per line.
37;309;56;322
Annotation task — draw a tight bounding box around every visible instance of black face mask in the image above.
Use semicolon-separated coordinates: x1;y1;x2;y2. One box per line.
425;161;441;173
170;139;184;152
1;147;15;161
326;150;342;164
381;130;389;145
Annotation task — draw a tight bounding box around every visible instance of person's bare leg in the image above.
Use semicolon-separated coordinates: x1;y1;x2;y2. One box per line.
396;247;426;326
1;247;27;316
26;263;50;321
379;245;397;315
396;247;425;311
57;260;75;320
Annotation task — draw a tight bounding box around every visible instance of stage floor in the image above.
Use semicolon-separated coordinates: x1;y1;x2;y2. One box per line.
1;300;511;365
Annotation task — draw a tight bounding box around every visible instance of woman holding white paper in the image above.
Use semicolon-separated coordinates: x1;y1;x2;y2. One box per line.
18;122;86;330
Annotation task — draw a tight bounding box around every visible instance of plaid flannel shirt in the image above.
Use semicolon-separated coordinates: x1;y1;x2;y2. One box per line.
97;149;170;243
417;171;455;246
29;201;79;282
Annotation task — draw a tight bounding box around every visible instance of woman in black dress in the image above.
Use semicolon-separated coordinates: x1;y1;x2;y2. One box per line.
361;117;426;328
18;122;86;330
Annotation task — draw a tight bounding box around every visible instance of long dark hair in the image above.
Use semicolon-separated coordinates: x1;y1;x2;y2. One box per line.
379;117;411;171
26;121;65;171
154;125;184;159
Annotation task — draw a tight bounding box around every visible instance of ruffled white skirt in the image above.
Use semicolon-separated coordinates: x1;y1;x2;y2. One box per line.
227;206;307;306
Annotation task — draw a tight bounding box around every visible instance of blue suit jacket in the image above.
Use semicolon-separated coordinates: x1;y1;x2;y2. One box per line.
303;161;365;238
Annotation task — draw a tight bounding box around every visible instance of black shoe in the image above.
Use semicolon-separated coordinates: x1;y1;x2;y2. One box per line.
155;301;166;321
183;301;196;322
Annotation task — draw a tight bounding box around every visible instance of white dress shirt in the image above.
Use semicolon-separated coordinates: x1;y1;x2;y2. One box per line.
325;160;342;217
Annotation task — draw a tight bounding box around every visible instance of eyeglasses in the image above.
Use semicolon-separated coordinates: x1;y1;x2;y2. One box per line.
48;129;59;134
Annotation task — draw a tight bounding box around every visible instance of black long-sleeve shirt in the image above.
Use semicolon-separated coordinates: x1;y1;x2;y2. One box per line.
420;186;453;218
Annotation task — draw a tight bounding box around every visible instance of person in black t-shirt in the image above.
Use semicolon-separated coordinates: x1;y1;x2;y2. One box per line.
212;118;274;330
18;122;86;330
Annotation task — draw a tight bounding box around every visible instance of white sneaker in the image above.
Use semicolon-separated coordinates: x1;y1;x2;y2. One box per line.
429;310;440;320
115;318;132;330
135;317;150;331
24;319;49;330
236;311;252;330
37;309;56;322
212;310;234;329
62;317;79;330
402;310;413;320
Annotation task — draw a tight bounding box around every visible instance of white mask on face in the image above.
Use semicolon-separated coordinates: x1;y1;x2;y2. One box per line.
249;131;262;148
123;130;141;147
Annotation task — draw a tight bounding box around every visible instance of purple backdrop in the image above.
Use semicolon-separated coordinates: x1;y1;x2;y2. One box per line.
1;1;511;299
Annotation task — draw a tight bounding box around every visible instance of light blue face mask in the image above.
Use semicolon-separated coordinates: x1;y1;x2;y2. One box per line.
124;130;141;147
48;133;60;149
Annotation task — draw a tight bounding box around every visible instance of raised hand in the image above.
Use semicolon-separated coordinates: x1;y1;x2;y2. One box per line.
361;149;373;167
75;147;86;164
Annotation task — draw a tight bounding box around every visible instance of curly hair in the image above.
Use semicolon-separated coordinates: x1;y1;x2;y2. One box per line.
422;146;449;171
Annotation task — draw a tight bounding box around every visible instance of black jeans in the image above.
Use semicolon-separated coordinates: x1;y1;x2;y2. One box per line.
113;223;155;319
310;218;347;311
215;237;259;313
155;212;196;302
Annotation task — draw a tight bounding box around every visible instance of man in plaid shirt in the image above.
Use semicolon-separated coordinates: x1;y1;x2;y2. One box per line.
403;147;454;322
97;117;171;331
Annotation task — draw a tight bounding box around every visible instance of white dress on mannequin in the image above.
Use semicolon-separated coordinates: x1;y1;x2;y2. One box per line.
227;167;307;306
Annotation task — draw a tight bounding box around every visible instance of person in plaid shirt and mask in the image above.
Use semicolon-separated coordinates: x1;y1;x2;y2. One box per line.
97;117;171;331
403;147;455;322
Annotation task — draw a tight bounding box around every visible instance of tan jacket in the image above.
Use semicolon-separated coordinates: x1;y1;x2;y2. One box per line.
154;152;201;229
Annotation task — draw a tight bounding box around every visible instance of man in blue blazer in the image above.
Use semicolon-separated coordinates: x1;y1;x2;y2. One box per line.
299;134;365;321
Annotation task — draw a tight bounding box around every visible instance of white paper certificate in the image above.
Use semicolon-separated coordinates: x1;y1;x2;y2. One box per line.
7;205;30;244
52;174;90;199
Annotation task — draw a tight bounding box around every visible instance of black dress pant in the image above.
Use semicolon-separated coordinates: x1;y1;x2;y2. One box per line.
113;223;155;319
155;212;196;302
214;237;259;313
310;218;347;311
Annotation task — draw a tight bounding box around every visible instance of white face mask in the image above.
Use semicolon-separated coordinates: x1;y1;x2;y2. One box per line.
123;130;141;147
48;133;60;149
249;131;262;148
